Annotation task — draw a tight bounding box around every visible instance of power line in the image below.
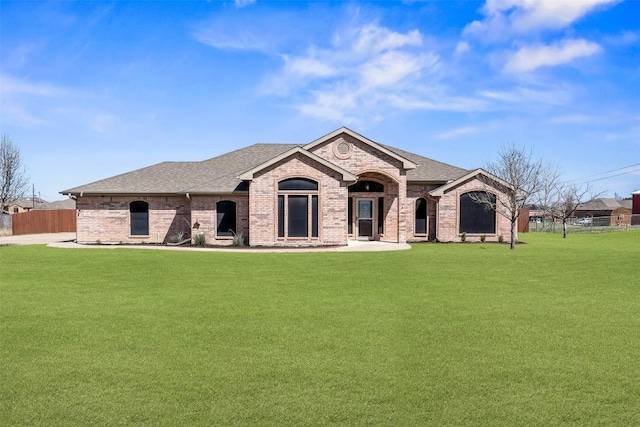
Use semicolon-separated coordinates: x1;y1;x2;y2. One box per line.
562;162;640;184
579;167;640;184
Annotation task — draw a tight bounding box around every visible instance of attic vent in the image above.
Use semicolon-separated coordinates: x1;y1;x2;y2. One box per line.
333;138;352;159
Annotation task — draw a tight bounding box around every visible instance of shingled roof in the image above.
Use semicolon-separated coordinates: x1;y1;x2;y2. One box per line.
576;198;627;211
62;144;296;195
382;145;468;182
62;136;469;196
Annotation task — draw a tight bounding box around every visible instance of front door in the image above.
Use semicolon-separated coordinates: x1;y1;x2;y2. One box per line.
357;199;374;240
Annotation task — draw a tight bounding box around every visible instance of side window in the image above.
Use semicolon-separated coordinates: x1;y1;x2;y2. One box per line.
130;201;149;235
415;198;427;234
216;201;236;236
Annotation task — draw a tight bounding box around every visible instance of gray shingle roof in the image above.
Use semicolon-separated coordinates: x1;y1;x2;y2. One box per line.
62;139;469;195
576;198;625;211
382;145;469;181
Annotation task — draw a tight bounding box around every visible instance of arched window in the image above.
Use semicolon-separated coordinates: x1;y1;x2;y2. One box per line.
278;178;318;191
415;198;427;235
130;201;149;236
277;178;318;239
216;201;236;236
459;192;496;234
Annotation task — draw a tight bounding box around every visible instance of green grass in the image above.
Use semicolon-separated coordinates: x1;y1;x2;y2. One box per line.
2;232;639;426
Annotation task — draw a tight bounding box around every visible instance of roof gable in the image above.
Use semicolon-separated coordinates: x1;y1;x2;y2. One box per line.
429;168;514;197
238;146;357;181
304;127;417;170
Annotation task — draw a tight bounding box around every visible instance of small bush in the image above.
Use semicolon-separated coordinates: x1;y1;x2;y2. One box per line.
498;234;504;243
480;234;486;243
460;232;467;243
232;231;245;247
96;239;101;245
194;233;206;247
168;231;184;244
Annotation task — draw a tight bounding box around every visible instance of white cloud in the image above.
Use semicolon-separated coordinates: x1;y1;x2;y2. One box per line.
479;85;571;106
0;74;69;97
234;0;256;7
465;0;620;40
504;39;602;72
435;126;483;140
0;74;75;126
283;55;337;78
550;114;595;124
259;23;445;122
454;41;471;56
349;24;422;55
360;51;434;88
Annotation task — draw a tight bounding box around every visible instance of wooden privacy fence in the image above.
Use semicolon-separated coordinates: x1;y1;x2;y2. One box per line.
12;210;76;235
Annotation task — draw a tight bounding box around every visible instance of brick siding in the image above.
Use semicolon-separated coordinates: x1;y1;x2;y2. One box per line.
76;196;190;244
435;178;513;242
190;195;249;246
73;133;515;247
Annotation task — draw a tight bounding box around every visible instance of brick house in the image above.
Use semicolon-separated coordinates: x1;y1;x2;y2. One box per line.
62;128;514;246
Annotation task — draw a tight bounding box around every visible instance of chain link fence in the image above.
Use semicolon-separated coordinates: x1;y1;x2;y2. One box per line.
529;214;640;233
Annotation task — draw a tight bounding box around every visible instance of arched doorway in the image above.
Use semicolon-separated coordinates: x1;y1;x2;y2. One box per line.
347;172;399;242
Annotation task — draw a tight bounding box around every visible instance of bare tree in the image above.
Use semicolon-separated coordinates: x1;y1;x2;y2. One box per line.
536;163;562;230
553;183;595;238
0;133;30;212
471;144;545;250
536;166;601;238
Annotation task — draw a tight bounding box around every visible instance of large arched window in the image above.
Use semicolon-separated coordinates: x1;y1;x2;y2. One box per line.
130;201;149;236
415;198;427;235
216;201;236;236
459;192;496;234
277;178;318;239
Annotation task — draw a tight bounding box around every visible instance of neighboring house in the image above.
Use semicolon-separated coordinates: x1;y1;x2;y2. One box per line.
62;127;514;246
40;199;76;210
575;198;632;226
5;197;47;214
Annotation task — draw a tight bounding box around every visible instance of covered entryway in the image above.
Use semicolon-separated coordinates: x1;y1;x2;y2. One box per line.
347;172;401;242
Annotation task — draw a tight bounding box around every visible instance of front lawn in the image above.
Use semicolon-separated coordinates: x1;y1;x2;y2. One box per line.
2;232;639;425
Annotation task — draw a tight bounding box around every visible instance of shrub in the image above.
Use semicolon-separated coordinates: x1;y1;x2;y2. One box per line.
498;234;504;243
168;231;184;244
460;232;467;243
232;232;245;247
480;234;486;243
194;233;206;247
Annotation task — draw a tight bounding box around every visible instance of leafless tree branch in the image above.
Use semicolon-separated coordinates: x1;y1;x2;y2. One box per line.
0;133;30;212
470;144;545;249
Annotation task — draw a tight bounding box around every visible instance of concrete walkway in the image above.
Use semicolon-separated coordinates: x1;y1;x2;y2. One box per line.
0;232;411;252
0;232;76;246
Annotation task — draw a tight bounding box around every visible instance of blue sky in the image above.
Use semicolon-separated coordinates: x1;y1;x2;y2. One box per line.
1;0;639;202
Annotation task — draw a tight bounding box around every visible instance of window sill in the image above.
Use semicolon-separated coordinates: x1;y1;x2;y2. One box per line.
277;237;319;240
